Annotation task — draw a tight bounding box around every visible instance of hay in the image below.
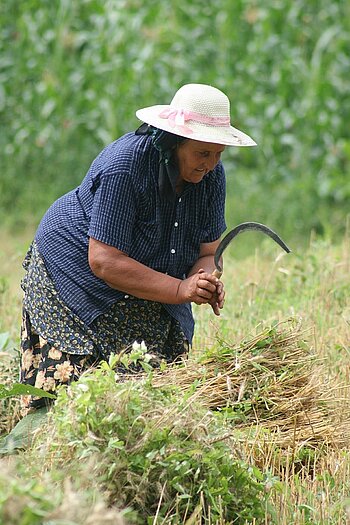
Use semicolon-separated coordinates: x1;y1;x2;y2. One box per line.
150;319;350;449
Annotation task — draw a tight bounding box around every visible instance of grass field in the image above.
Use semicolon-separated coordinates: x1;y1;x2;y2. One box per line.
1;227;350;523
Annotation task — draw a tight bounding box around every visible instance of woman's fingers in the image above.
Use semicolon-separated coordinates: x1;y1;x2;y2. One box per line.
209;280;225;315
179;271;215;304
194;271;219;302
178;270;225;310
196;277;217;296
215;281;225;307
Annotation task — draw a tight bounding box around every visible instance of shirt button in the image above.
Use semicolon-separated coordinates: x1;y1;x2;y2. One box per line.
171;249;176;254
178;197;182;203
174;222;178;227
124;294;129;299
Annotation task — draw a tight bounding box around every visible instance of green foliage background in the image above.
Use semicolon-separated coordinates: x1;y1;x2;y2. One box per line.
1;0;349;238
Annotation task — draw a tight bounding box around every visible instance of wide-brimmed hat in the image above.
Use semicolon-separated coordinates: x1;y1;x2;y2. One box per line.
136;83;256;147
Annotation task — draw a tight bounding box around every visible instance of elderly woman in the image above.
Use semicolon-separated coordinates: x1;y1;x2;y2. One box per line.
20;83;256;412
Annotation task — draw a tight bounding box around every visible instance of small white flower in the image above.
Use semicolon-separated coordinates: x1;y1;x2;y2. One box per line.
77;383;89;392
132;340;147;352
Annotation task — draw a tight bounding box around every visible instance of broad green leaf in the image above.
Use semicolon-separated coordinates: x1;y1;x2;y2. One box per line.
0;406;49;454
0;382;56;400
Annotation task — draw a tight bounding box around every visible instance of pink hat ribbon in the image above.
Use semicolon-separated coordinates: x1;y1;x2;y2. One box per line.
158;108;230;135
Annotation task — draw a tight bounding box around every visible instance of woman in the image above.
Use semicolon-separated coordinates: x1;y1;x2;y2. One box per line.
20;83;256;412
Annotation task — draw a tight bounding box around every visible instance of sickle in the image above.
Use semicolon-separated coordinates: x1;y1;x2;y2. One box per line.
212;222;291;278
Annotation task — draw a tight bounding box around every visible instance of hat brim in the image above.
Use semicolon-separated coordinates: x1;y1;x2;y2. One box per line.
136;105;257;147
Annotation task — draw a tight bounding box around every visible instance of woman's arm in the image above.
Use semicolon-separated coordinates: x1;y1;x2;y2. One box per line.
188;239;222;275
88;237;219;306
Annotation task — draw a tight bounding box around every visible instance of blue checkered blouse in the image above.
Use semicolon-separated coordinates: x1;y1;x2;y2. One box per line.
35;132;226;343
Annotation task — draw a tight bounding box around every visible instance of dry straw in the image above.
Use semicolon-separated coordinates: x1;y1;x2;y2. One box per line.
150;319;350;449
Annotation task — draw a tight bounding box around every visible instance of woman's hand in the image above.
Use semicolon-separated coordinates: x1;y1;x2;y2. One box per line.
209;278;225;316
177;269;224;314
186;239;225;314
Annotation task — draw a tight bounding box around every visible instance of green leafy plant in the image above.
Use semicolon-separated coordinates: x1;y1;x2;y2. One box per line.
0;382;56;400
43;363;274;524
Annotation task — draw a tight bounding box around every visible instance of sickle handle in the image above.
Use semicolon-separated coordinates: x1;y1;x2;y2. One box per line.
212;268;222;279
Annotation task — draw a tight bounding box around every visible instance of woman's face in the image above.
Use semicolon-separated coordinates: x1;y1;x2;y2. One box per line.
176;139;225;184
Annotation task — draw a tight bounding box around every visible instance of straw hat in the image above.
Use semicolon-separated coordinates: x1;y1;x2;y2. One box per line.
136;83;256;147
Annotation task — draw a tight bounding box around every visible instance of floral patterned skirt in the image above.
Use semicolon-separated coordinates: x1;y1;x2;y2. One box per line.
20;310;98;413
20;302;189;414
20;243;189;414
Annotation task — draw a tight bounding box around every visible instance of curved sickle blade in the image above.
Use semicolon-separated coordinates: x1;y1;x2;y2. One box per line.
214;222;291;275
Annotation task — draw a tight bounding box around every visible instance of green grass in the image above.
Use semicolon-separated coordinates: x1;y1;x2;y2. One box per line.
0;229;350;523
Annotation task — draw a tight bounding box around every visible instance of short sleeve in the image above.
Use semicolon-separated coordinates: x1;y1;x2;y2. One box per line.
88;168;137;253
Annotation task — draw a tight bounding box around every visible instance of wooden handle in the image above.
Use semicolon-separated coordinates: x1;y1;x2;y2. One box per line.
212;268;222;279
